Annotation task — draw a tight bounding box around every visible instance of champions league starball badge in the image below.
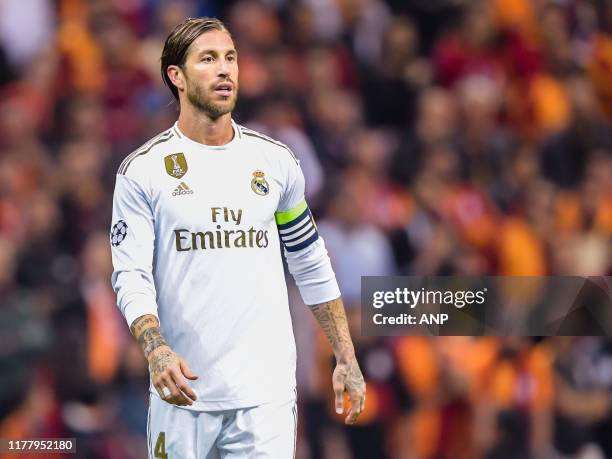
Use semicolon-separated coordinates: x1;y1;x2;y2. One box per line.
111;220;128;247
251;170;270;196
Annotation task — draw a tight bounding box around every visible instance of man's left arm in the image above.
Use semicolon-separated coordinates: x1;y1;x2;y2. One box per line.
276;147;365;423
276;199;366;424
309;296;366;424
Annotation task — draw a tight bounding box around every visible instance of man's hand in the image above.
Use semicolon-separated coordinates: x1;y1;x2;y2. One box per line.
309;297;366;425
131;314;199;406
148;345;199;406
333;358;366;425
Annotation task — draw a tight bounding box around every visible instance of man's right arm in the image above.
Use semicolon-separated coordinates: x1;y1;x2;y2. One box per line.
110;174;159;326
110;172;197;405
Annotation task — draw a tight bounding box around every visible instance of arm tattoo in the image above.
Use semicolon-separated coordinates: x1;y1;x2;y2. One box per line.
130;315;158;337
314;298;366;413
310;297;354;360
344;359;365;392
130;315;169;359
138;327;169;359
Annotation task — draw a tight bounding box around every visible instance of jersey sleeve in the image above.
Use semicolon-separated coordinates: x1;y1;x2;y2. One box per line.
110;174;158;328
275;156;319;252
276;156;340;305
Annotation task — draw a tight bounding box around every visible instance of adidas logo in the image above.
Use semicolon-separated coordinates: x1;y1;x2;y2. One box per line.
172;182;194;196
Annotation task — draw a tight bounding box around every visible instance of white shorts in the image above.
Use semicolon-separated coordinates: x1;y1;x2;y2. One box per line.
147;393;297;459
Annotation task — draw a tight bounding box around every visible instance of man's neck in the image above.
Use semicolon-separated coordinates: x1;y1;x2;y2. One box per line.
177;108;234;146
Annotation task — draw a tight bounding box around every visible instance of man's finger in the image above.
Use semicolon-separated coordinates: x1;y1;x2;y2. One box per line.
154;381;168;400
345;409;359;424
171;367;197;402
156;382;182;405
345;402;357;424
161;374;181;400
333;382;345;414
168;369;194;405
345;392;364;425
162;374;189;405
176;380;197;403
180;359;199;381
360;393;366;412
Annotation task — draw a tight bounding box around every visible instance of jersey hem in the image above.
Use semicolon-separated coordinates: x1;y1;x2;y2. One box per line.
149;386;297;411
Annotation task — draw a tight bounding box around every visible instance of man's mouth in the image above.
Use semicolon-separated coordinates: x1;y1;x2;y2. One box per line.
214;82;233;97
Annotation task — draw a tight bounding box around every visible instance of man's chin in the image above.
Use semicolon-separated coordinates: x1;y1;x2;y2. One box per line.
210;101;236;118
192;100;236;119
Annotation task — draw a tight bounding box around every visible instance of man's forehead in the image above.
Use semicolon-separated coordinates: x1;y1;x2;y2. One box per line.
189;30;236;54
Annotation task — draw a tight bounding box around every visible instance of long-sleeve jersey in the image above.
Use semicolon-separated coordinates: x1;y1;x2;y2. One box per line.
110;120;340;410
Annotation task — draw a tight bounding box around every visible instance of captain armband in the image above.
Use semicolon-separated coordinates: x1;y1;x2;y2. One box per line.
275;199;319;252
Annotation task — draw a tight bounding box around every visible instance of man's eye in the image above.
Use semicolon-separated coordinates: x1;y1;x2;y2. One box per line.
202;56;214;63
227;55;235;62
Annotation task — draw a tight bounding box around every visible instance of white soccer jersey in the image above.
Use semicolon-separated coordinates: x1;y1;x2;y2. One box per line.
110;120;339;410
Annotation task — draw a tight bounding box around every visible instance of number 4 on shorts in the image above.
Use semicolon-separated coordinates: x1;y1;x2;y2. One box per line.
154;432;168;459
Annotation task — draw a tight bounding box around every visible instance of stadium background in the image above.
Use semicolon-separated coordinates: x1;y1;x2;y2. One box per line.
0;0;611;458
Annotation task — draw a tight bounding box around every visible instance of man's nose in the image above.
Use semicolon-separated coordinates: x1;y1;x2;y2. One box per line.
217;59;230;78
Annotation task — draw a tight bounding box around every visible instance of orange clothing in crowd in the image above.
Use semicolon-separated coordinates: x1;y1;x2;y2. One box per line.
496;216;547;275
394;337;498;459
395;337;441;458
492;0;538;39
506;74;571;140
441;185;499;253
477;341;554;411
589;33;612;122
86;282;125;384
556;191;612;236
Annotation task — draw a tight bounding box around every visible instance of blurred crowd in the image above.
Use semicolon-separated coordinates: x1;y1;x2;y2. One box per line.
0;0;610;458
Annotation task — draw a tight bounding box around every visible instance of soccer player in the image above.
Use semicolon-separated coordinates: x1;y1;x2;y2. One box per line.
110;17;365;458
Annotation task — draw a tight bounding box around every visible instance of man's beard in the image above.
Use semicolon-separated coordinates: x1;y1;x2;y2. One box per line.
185;79;238;119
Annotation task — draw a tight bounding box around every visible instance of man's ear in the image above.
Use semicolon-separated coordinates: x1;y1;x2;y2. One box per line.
167;65;185;92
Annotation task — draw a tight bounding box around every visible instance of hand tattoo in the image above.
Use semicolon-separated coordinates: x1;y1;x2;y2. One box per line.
149;348;176;378
344;359;365;392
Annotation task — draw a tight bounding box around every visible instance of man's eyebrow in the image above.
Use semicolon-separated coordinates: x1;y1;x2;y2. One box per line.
197;49;237;56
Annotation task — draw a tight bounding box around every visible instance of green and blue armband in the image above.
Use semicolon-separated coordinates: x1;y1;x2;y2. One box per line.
275;199;319;252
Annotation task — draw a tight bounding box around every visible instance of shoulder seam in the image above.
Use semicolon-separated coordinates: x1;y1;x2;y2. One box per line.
240;127;299;165
118;130;172;175
118;131;174;175
118;130;173;174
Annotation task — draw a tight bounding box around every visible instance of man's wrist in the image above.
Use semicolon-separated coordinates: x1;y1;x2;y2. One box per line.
335;348;356;365
130;314;159;338
140;328;169;359
129;314;171;359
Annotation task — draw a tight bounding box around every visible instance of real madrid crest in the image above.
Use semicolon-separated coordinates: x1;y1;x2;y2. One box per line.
251;170;270;196
164;153;188;179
